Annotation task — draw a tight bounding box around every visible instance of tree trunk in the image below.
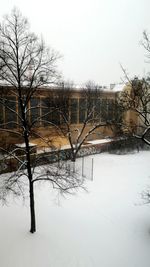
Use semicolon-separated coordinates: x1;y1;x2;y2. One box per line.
71;156;76;162
70;149;76;162
29;181;36;233
22;125;36;233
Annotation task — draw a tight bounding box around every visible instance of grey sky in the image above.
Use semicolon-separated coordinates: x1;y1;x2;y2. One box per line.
0;0;150;86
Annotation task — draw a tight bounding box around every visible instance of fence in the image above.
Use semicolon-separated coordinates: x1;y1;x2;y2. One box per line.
64;156;94;181
0;136;149;174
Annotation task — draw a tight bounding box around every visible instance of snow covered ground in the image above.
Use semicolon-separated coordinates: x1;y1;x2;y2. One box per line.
0;151;150;267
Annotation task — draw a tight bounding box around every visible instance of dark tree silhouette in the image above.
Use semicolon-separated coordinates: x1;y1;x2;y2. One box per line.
0;9;84;233
120;67;150;146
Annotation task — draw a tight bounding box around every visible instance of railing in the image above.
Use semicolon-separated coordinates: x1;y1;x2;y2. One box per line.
0;137;148;174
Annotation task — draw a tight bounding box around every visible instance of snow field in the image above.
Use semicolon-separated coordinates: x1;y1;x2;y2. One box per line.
0;151;150;266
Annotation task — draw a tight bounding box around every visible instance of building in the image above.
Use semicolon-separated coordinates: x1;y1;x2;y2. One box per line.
0;83;125;150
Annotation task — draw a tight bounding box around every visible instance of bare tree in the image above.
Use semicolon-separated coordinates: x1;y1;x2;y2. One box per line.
119;31;150;145
120;65;150;146
0;9;84;233
118;31;150;205
44;81;117;161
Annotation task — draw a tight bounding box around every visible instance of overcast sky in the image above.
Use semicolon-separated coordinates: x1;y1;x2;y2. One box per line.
0;0;150;86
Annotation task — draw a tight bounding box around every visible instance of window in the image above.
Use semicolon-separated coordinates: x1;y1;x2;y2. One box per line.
41;98;50;126
79;98;86;123
51;109;60;125
41;98;60;126
70;98;78;124
5;97;17;128
107;99;114;121
30;98;40;126
93;98;101;122
0;100;4;127
100;99;107;122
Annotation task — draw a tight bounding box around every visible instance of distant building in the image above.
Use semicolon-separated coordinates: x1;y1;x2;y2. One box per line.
0;83;129;149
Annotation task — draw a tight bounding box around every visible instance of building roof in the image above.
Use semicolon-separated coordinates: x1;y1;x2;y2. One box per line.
111;83;126;92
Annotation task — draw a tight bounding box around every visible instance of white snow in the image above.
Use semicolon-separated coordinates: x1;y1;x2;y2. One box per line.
87;138;112;144
0;151;150;267
15;142;37;148
112;83;126;92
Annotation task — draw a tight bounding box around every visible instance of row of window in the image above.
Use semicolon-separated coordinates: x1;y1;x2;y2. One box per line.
0;97;115;128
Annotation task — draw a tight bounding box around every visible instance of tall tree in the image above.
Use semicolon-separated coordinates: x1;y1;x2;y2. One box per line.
0;9;84;233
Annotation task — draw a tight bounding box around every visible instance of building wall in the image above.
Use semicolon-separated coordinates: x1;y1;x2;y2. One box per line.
0;86;118;148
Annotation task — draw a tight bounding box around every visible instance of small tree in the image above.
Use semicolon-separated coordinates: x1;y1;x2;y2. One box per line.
0;9;84;233
44;81;117;161
119;31;150;146
118;31;150;205
120;71;150;146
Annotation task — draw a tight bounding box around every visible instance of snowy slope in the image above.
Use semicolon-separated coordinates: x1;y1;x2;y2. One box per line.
0;151;150;267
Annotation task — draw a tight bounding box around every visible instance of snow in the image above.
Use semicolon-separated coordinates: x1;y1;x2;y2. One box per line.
112;83;126;92
87;138;112;144
15;142;37;148
0;151;150;267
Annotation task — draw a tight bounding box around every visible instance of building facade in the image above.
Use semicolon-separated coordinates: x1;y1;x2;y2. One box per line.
0;85;122;149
